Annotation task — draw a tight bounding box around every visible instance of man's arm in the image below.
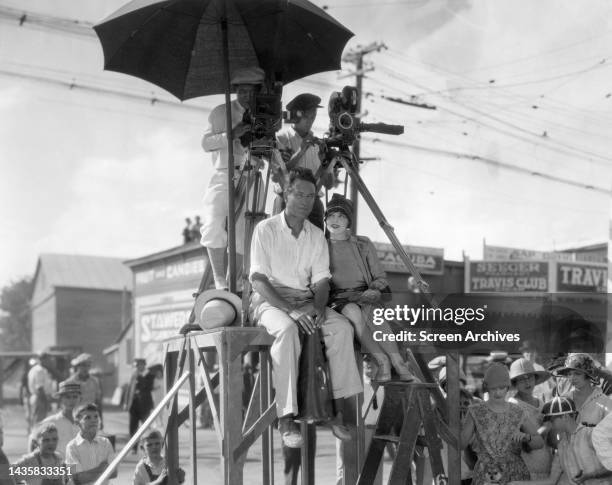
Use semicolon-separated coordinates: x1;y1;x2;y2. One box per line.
202;105;250;152
70;461;108;485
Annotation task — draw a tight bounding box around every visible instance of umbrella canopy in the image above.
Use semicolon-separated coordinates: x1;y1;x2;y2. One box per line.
93;0;354;100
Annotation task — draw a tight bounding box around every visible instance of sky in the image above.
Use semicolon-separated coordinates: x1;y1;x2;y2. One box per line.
1;0;612;288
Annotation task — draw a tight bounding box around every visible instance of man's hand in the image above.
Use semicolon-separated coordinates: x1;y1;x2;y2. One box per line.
280;148;293;164
308;306;326;328
358;289;382;304
300;134;316;151
232;122;251;138
289;309;316;335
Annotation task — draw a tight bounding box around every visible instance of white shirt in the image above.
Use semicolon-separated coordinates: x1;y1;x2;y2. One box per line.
201;99;249;170
30;412;79;458
276;127;322;174
592;411;612;471
65;433;114;485
249;212;331;291
28;364;55;396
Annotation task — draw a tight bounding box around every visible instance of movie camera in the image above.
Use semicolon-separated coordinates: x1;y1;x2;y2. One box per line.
318;86;404;164
240;82;283;155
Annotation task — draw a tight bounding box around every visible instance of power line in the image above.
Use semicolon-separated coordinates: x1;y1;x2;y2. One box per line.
0;5;95;38
366;68;612;166
360;135;612;195
0;67;210;113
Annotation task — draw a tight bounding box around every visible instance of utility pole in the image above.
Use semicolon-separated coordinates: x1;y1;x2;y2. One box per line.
341;41;386;233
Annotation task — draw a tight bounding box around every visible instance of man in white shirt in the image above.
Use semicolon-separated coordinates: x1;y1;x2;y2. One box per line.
200;66;265;290
65;403;115;485
249;167;362;448
28;351;56;427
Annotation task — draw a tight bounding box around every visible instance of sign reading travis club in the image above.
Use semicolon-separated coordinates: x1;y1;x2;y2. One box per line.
373;242;444;275
467;261;549;292
556;263;607;292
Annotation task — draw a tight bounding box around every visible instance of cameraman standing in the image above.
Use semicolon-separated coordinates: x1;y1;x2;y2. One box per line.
273;93;335;229
200;66;264;290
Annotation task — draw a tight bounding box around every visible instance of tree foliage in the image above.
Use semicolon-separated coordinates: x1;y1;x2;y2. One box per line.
0;277;34;351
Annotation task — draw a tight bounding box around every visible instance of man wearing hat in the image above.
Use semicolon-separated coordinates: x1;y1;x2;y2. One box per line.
29;380;81;458
27;351;56;427
272;93;335;229
66;353;103;428
200;65;266;290
125;358;154;452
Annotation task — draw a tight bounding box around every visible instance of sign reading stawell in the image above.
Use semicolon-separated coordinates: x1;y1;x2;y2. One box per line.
467;261;549;292
373;242;444;275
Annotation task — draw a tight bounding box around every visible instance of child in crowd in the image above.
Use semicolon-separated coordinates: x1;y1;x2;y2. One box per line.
65;404;116;485
133;430;185;485
324;194;415;382
509;396;612;485
508;358;553;479
462;363;544;485
13;423;66;485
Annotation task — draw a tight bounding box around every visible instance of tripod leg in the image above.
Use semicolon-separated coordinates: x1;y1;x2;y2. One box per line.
337;155;439;308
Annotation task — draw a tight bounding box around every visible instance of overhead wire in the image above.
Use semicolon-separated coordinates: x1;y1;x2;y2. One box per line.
367;61;612;166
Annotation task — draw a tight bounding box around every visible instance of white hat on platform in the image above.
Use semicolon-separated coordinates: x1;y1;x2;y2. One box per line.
194;289;242;329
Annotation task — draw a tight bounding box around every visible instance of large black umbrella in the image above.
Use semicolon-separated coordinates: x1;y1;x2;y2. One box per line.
93;0;354;100
93;0;353;292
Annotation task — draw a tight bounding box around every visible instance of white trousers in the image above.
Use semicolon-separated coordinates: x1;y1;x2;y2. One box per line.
256;302;363;418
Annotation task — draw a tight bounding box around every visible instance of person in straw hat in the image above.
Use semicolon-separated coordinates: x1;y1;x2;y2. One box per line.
555;353;612;428
29;380;81;458
200;65;265;291
66;353;103;428
509;396;612;485
462;363;544;485
508;358;553;479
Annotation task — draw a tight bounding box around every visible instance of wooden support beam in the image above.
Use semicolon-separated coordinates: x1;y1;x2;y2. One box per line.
164;347;180;485
187;340;198;485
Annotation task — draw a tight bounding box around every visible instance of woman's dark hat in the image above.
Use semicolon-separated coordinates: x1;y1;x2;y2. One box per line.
325;194;354;227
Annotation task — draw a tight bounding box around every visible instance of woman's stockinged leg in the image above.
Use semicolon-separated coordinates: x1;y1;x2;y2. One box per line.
341;303;390;380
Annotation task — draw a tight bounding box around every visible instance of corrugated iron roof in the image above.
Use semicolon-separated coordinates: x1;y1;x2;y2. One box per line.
37;253;133;291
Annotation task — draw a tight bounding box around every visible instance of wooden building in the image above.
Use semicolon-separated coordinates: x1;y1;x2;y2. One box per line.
31;253;132;395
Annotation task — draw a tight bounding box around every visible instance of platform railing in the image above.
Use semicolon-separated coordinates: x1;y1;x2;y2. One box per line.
93;371;190;485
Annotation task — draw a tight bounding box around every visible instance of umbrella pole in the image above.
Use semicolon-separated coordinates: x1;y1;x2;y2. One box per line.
221;16;237;294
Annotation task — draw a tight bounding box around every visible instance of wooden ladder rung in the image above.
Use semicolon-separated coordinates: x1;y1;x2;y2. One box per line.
373;434;400;443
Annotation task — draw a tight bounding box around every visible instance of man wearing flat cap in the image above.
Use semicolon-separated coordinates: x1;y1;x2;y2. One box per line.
27;351;56;427
200;66;265;290
29;380;81;458
66;353;103;428
272;93;336;229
